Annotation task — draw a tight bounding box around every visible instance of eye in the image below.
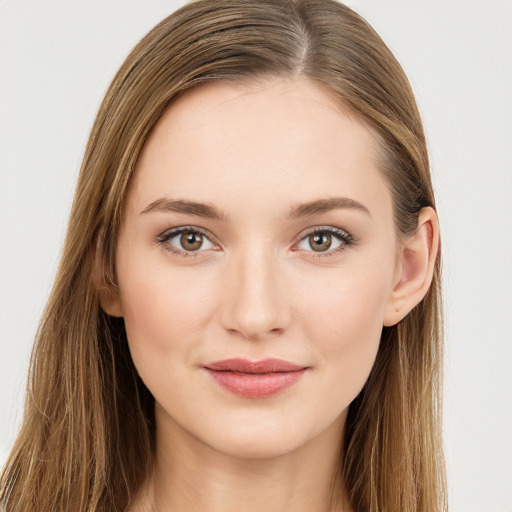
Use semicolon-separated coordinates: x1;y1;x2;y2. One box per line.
158;226;217;256
295;227;353;257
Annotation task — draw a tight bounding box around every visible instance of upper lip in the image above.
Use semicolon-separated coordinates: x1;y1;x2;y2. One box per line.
204;358;307;373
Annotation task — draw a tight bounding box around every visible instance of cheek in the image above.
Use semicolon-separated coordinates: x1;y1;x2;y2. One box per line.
117;255;216;366
300;265;389;343
297;263;392;396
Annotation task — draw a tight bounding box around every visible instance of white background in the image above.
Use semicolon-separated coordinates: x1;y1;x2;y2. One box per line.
0;1;511;510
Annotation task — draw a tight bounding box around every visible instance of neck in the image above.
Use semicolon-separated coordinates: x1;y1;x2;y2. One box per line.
135;410;350;512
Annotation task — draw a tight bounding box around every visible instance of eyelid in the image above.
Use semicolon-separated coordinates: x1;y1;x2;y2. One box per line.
157;225;215;242
296;225;353;242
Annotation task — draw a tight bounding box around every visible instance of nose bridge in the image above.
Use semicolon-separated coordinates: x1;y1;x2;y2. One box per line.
221;241;288;340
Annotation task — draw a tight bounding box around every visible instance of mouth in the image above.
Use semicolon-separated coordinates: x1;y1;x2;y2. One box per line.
203;358;309;398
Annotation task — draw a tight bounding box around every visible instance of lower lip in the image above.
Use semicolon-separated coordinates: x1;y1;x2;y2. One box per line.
204;368;307;398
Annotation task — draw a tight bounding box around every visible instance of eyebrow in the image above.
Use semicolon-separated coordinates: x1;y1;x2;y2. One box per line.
287;196;370;219
140;196;370;220
141;198;229;220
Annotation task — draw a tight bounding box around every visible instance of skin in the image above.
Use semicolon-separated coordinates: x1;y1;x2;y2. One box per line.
102;76;438;512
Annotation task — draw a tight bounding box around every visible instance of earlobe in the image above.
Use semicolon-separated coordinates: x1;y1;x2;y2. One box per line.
93;237;123;318
98;282;124;318
384;207;439;326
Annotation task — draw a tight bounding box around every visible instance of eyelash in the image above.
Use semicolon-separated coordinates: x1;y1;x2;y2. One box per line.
156;225;355;259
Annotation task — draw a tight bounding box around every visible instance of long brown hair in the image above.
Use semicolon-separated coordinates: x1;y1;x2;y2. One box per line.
0;1;446;510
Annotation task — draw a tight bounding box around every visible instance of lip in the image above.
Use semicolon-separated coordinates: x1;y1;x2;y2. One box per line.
203;358;308;398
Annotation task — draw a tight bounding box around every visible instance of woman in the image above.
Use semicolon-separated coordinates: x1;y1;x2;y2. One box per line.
0;0;447;510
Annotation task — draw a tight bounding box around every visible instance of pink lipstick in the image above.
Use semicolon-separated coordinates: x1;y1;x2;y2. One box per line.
203;358;308;398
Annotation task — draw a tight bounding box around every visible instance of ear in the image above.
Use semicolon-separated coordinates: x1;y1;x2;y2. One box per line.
93;235;124;318
384;207;439;326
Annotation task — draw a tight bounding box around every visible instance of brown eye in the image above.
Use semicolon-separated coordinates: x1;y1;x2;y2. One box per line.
159;227;216;255
309;233;332;252
180;231;204;251
295;227;352;256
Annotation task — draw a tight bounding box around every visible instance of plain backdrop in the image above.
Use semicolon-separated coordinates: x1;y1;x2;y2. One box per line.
1;1;511;511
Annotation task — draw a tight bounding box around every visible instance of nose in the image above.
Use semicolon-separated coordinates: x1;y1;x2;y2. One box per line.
220;245;290;341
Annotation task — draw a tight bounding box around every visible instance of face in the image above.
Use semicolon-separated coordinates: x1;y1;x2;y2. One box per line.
112;77;401;459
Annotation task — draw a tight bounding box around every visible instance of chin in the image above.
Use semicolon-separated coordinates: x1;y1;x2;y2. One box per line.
198;412;337;461
209;431;306;460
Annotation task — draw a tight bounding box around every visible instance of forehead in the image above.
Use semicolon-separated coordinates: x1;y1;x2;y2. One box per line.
130;77;391;220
